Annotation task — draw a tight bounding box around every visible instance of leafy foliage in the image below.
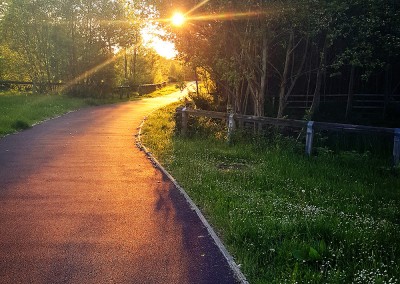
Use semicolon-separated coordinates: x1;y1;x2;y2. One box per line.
157;0;400;123
0;0;183;96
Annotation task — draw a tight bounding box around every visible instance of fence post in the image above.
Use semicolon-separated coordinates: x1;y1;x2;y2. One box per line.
393;128;400;167
305;121;314;156
238;118;244;129
181;107;188;136
227;113;236;143
258;122;263;133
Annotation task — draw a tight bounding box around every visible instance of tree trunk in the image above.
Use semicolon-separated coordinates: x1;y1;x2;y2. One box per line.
124;48;128;80
194;67;199;95
131;33;138;85
345;65;355;120
285;37;309;103
277;31;294;118
309;36;328;118
383;64;390;119
258;31;268;117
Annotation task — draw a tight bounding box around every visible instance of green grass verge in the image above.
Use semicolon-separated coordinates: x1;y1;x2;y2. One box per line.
141;103;400;284
0;84;180;137
0;93;96;137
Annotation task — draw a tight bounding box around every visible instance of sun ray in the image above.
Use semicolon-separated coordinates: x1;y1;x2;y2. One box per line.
60;53;123;93
156;10;268;25
187;11;268;22
185;0;211;16
56;8;269;88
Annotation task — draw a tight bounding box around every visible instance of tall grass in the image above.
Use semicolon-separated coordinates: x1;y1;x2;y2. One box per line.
142;103;400;284
0;84;180;137
0;93;94;136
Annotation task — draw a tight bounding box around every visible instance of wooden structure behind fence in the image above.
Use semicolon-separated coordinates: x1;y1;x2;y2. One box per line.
285;93;400;119
176;107;400;167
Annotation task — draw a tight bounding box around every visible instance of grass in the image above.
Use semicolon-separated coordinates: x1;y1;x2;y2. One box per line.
141;103;400;284
0;93;93;136
0;83;179;137
142;83;179;98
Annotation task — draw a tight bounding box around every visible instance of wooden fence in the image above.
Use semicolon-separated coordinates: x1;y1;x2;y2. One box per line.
286;93;400;110
0;80;64;91
176;107;400;167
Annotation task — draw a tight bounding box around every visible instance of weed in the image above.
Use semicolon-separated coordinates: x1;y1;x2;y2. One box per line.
142;103;400;284
11;120;31;130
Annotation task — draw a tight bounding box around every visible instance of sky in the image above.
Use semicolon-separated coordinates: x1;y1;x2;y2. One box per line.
141;25;178;59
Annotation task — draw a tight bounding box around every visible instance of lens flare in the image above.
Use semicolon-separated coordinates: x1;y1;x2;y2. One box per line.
171;12;185;26
185;0;211;16
60;57;116;93
188;11;267;22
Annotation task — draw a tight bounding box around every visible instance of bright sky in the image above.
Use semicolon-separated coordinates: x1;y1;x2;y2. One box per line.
141;25;178;59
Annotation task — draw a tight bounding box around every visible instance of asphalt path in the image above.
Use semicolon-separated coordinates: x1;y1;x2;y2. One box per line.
0;92;239;284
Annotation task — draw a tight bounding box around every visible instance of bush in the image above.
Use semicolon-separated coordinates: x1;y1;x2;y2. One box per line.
188;91;215;110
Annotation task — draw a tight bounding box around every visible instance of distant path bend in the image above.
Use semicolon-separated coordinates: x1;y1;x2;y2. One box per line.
0;91;238;284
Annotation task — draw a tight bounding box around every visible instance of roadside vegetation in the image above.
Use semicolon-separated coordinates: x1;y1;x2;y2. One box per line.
0;83;179;137
0;92;91;137
142;83;179;98
141;102;400;284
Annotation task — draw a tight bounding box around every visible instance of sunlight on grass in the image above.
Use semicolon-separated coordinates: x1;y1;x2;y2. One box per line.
142;103;400;284
0;94;88;136
0;85;181;137
142;83;179;98
141;103;179;165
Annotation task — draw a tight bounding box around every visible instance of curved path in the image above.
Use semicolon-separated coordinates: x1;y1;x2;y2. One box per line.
0;92;239;283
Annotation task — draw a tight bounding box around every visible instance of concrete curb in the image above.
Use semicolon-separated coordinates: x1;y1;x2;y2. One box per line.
135;116;249;284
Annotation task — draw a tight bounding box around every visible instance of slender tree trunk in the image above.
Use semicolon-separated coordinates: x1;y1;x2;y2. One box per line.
277;31;294;118
383;64;390;119
258;30;268;117
286;37;309;102
131;33;138;85
305;47;313;108
309;36;328;118
195;67;199;95
345;65;355;120
243;83;250;114
124;48;128;80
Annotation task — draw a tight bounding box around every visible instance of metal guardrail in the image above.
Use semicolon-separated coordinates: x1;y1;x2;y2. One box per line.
176;107;400;166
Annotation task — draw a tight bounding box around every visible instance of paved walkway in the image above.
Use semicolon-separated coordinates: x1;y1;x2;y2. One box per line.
0;93;239;283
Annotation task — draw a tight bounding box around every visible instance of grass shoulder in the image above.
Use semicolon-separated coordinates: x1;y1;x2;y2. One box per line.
141;103;400;284
0;84;178;137
142;83;179;98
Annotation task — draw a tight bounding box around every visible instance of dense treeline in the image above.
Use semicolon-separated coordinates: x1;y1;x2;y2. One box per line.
0;0;180;96
157;0;400;123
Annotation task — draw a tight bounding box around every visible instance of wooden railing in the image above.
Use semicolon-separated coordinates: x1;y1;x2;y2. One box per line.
176;107;400;167
285;93;400;112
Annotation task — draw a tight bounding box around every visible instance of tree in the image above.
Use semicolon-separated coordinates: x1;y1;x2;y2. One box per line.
156;0;399;122
1;0;146;95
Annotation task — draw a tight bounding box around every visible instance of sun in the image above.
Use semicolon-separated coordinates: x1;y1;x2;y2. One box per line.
171;12;185;26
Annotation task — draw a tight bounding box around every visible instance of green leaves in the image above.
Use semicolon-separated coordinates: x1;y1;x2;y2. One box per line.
292;240;327;262
0;0;144;91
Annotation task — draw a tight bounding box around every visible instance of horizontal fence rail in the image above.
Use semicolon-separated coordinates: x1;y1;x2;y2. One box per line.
0;80;64;86
176;107;400;167
285;93;400;110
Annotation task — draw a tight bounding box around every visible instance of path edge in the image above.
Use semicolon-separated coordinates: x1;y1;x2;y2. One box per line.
135;115;249;284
